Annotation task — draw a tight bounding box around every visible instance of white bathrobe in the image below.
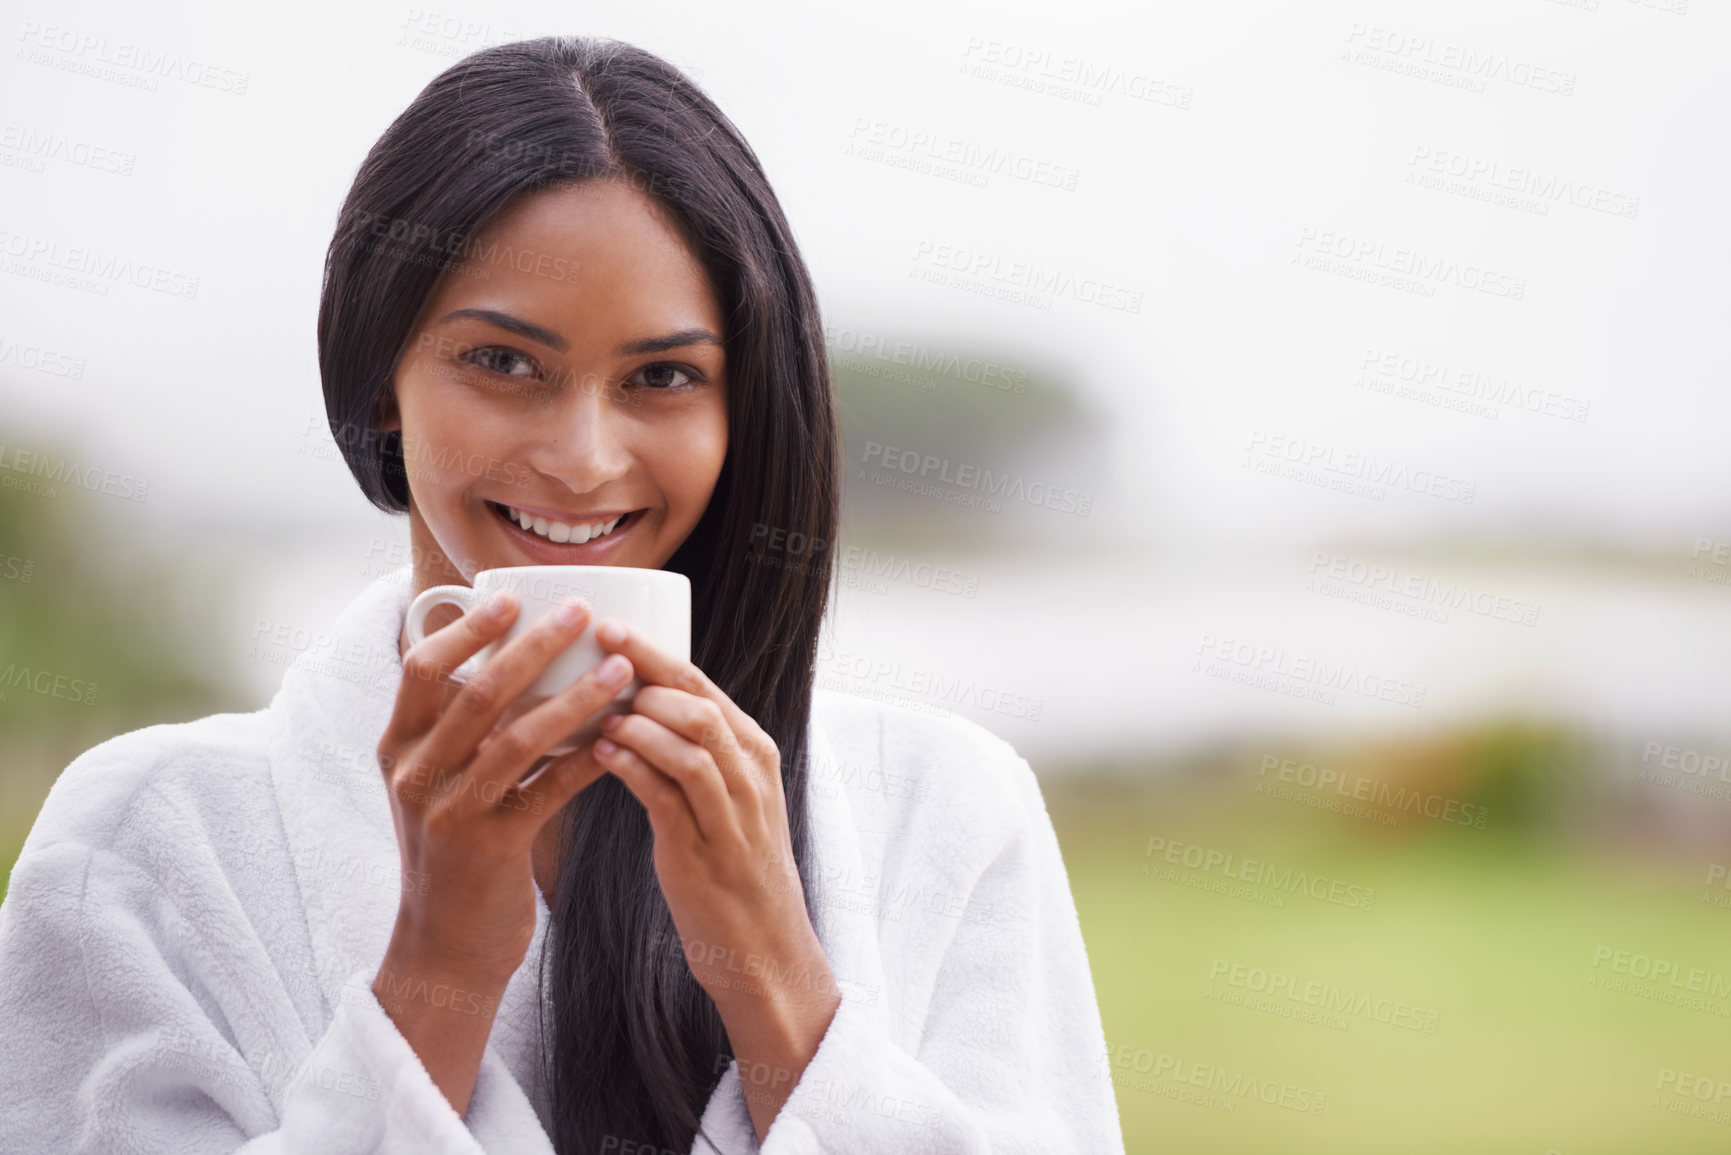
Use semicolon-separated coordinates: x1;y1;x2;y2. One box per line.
0;567;1123;1153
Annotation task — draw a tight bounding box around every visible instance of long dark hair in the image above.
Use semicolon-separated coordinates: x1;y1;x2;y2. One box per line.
316;37;839;1152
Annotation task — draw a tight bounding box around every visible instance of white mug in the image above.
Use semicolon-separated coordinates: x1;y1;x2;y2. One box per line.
404;565;691;756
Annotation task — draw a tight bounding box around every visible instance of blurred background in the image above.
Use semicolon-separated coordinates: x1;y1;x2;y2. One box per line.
2;0;1728;1151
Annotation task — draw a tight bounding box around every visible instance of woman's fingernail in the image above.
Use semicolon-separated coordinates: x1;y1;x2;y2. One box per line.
555;599;587;627
601;711;622;730
596;737;618;755
597;655;631;684
597;619;627;645
484;592;513;615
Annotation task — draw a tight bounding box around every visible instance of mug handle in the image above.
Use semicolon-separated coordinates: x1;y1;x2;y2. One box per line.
404;584;483;682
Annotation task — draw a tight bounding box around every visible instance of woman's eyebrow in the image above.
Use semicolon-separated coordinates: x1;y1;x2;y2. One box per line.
617;329;723;356
435;308;569;351
431;311;720;357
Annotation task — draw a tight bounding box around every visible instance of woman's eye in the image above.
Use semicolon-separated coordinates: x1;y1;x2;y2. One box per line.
463;346;540;378
630;362;698;390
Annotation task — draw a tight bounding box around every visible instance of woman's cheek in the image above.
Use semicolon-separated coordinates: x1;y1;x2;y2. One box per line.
673;400;729;502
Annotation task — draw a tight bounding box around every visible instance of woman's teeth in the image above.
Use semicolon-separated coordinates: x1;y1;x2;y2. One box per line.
497;503;623;544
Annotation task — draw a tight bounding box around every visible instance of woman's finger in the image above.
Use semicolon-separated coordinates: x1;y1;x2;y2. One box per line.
466;653;637;820
627;685;760;801
595;736;700;846
423;598;593;762
593;618;758;737
601;712;738;843
386;591;519;743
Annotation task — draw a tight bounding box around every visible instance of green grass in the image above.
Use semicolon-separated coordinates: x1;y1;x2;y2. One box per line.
7;734;1727;1153
1052;783;1731;1154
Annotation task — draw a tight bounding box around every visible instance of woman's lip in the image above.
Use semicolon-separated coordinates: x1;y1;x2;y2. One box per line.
488;500;640;558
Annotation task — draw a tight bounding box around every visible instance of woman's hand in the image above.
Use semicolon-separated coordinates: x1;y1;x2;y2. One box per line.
372;590;634;1115
589;616;840;1141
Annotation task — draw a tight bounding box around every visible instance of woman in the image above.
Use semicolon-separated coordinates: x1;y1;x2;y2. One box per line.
0;36;1122;1154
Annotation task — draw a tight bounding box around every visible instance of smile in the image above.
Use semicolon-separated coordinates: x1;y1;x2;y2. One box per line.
487;500;637;545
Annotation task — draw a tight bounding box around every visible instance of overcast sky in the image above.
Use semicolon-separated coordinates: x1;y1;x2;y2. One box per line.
3;0;1727;557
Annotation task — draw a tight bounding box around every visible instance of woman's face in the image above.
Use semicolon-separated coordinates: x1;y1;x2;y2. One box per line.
380;179;728;593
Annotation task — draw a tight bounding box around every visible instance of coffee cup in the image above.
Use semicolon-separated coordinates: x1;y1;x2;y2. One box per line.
404;564;690;756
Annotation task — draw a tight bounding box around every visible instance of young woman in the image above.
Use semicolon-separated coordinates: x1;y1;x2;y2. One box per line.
0;36;1123;1154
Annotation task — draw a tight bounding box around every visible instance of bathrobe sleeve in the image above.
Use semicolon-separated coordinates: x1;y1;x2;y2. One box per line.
757;753;1125;1154
0;836;494;1154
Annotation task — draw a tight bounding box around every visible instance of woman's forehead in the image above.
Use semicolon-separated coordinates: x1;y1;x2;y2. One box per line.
427;181;724;347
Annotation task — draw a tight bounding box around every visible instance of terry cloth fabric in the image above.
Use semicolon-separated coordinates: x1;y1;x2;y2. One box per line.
0;566;1124;1153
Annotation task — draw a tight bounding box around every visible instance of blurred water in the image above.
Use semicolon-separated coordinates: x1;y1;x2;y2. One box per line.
204;527;1731;767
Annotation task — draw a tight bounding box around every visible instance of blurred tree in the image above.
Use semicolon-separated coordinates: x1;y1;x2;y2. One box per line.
1455;721;1597;837
829;335;1102;550
0;429;243;897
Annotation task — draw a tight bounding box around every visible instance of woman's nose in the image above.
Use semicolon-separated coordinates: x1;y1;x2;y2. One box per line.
523;370;634;484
